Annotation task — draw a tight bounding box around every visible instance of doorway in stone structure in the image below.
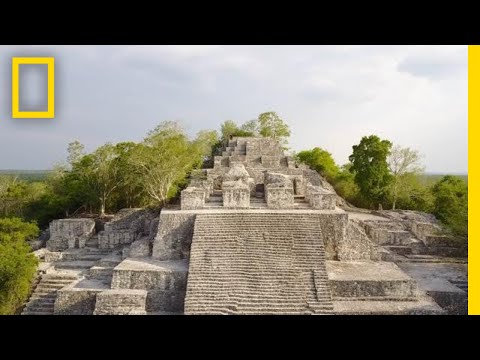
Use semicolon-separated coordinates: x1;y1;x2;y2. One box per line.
255;184;264;198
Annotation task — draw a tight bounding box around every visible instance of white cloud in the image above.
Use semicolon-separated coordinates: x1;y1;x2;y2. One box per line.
0;45;467;173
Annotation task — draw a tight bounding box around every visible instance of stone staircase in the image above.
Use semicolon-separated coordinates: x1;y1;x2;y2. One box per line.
450;280;468;292
22;272;79;315
185;213;333;315
54;248;112;271
87;252;123;283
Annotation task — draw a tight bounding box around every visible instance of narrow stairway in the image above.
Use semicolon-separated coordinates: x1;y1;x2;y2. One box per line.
21;273;79;315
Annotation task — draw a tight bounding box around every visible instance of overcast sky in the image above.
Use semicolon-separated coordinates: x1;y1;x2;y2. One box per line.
0;45;468;173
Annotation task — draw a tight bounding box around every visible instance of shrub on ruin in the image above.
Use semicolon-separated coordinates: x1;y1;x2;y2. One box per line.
0;218;39;314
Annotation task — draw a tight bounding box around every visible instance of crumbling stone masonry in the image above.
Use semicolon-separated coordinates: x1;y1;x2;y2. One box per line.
47;219;95;251
26;137;464;316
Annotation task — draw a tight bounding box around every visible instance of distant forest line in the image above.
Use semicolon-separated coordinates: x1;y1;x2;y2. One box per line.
0;170;468;184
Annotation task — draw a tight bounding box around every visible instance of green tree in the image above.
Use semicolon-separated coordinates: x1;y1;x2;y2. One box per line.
73;144;121;216
220;120;239;144
130;121;202;206
388;145;424;210
0;218;39;314
296;147;339;181
390;173;434;212
67;140;85;168
432;175;468;237
194;130;219;159
349;135;393;208
110;142;146;210
241;119;259;135
257;111;291;142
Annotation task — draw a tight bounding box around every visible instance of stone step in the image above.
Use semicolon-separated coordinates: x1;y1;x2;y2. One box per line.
86;237;99;247
450;280;468;291
27;297;56;306
30;293;57;300
84;248;112;254
333;296;418;302
186;213;332;314
332;299;445;315
21;311;54;315
54;261;97;270
25;304;55;311
43;275;79;281
384;246;413;255
60;250;105;261
89;266;114;278
37;285;73;291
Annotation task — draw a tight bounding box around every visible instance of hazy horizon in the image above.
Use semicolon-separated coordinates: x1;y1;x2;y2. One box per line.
0;45;468;173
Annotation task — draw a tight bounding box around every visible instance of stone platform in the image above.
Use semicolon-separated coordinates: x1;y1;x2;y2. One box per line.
396;262;467;314
112;258;189;313
326;261;417;299
325;261;444;314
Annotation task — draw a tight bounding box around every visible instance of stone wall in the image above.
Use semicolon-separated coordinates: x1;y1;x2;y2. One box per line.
47;219;95;251
111;258;188;313
316;212;349;260
152;211;196;260
342;219;381;261
93;289;147;315
181;187;205;210
104;208;146;232
98;230;138;249
222;180;250;208
55;280;104;315
98;208;156;249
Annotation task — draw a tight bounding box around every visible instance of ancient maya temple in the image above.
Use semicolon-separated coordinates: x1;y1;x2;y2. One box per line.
23;137;467;315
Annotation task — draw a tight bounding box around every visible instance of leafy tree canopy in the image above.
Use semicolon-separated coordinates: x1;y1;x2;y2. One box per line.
432;175;468;237
349;135;393;207
296;147;339;181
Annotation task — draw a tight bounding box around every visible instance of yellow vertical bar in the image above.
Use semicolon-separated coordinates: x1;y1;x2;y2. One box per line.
469;45;479;315
47;58;55;117
11;58;19;117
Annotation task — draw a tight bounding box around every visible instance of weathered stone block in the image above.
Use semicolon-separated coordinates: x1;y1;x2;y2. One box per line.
94;289;147;315
55;288;99;315
190;179;214;198
411;221;441;241
98;229;136;249
128;238;151;258
104;208;146;233
293;176;306;196
342;219;380;261
222;180;250;208
146;289;186;313
47;219;95;251
214;156;229;168
265;184;294;209
306;185;336;210
181;187;205;210
326;261;418;299
152;212;195;260
112;258;189;291
261;156;280;168
44;251;63;262
54;279;107;315
286;156;296;169
264;172;293;186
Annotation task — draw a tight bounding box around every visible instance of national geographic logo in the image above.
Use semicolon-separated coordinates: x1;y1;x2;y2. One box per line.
11;57;55;118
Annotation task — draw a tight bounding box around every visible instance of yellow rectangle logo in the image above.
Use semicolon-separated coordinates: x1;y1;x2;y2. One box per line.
12;57;55;118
